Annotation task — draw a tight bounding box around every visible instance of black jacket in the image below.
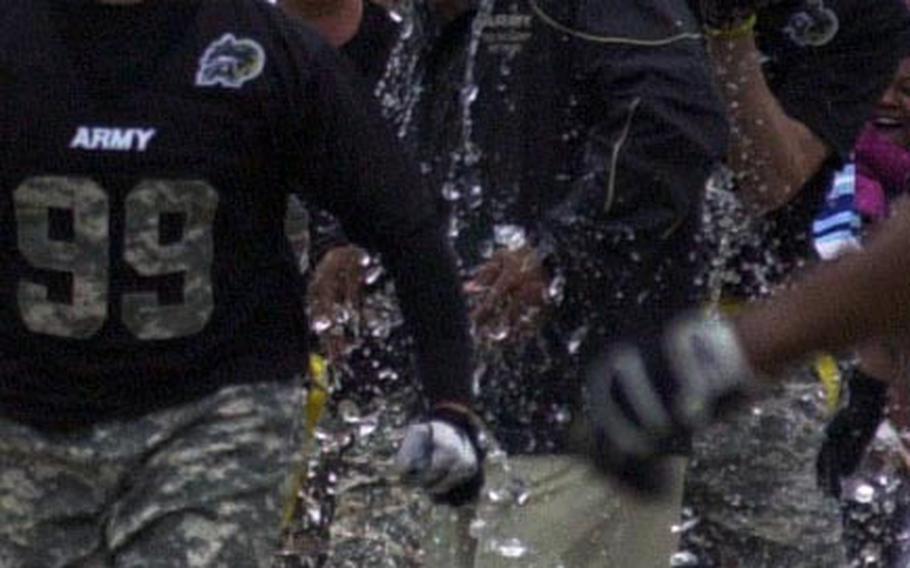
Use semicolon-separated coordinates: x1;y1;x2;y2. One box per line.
414;0;728;453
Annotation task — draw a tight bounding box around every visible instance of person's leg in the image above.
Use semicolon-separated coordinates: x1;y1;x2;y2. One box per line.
423;453;685;568
107;381;302;568
0;417;120;568
478;455;686;568
681;374;847;568
609;456;687;568
421;504;478;568
320;389;431;567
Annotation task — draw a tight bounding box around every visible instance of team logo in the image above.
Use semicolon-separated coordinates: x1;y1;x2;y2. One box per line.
196;33;265;89
784;0;839;47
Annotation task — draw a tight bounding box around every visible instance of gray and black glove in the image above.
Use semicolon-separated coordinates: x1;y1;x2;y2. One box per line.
579;313;756;495
395;404;485;506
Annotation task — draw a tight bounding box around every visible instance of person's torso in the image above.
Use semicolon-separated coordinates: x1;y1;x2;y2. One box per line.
0;0;319;427
415;0;583;268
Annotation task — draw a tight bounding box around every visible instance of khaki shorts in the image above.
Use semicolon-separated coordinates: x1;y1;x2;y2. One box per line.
0;381;302;568
423;454;687;568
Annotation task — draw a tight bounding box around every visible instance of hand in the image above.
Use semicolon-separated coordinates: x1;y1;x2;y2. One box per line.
579;313;755;495
816;369;888;498
394;404;485;506
307;244;368;362
465;246;550;343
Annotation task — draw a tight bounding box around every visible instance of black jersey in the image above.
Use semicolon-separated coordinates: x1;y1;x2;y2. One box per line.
0;0;471;429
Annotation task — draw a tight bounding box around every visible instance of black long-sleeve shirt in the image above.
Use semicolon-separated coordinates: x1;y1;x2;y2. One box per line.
0;0;471;429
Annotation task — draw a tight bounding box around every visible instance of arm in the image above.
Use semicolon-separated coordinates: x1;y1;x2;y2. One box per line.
582;199;910;492
701;0;910;214
286;40;473;407
282;35;481;505
737;198;910;377
708;32;828;213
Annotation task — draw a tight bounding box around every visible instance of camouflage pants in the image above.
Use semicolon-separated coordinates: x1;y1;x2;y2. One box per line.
302;388;433;568
681;374;847;568
0;380;303;568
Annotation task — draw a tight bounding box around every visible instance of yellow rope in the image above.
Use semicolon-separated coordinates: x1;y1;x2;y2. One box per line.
280;354;332;535
528;0;703;47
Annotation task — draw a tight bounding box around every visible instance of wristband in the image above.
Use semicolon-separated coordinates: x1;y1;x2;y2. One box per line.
705;13;758;40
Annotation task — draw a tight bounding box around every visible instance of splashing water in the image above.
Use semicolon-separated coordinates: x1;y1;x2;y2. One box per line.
670;551;700;567
375;0;427;141
487;537;528;559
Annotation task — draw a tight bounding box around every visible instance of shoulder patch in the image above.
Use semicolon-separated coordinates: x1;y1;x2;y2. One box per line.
196;33;266;89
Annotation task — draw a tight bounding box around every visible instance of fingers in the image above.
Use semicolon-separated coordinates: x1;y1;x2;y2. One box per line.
468;248;549;341
470;266;520;330
306;245;368;361
465;255;503;294
339;246;367;309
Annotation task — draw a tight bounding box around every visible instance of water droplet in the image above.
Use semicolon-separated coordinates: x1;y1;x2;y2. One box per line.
854;483;876;504
491;538;527;559
670;551;700;566
460;84;479;106
311;316;332;334
365;265;384;285
672;515;700;534
547;275;565;304
553;406;572;425
486;324;510;343
493;224;527;250
377;368;398;381
357;418;378;438
468;518;488;538
442;181;462;201
338;400;360;423
567;326;588;355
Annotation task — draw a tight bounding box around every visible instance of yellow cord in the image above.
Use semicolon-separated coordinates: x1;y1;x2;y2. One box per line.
814;354;842;415
528;0;703;47
280;354;332;535
704;13;758;40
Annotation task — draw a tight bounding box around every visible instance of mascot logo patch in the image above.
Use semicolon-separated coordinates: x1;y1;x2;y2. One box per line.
196;34;265;88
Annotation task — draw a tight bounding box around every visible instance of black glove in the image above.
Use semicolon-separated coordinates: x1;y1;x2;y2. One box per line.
578;313;755;495
816;369;888;499
395;404;486;507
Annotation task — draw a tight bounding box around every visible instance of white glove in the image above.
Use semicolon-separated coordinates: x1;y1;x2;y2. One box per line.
394;406;484;506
